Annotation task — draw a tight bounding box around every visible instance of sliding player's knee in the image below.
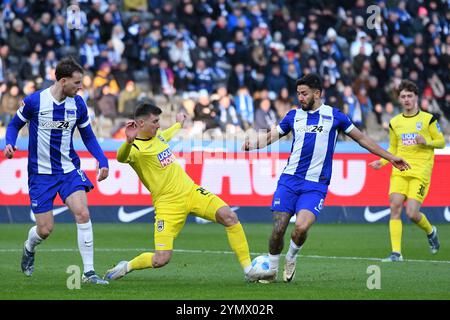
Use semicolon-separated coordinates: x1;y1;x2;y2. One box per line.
405;207;419;220
216;207;238;226
153;251;171;268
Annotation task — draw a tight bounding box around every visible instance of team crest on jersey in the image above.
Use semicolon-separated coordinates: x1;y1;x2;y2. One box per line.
157;148;176;167
66;109;76;120
401;133;418;146
158;135;166;142
416;121;422;131
157;220;164;232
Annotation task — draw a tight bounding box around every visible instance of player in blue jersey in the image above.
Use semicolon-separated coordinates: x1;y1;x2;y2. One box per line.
243;73;410;283
3;58;109;284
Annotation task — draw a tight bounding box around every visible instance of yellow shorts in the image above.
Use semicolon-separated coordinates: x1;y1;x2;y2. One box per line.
153;184;227;251
389;175;429;203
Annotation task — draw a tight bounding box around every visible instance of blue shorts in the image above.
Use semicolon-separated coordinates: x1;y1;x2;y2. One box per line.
271;183;327;217
28;169;94;214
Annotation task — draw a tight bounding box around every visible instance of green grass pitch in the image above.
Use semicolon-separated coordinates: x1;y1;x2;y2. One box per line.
0;223;449;300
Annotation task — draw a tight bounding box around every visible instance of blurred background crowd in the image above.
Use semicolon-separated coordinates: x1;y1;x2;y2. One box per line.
0;0;449;141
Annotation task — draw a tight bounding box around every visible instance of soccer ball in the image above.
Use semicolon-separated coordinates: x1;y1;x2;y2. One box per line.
251;255;270;272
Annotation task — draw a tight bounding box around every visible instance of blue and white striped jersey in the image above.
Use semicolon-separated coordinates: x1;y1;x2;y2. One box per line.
15;88;91;175
276;104;355;191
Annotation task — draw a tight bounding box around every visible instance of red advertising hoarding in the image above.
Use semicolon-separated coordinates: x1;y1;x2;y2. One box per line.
1;151;449;206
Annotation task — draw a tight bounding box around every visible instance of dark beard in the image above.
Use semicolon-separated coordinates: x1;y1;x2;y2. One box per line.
301;98;315;111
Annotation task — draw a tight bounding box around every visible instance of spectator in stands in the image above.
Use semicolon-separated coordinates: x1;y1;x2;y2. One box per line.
342;85;364;130
193;89;219;132
216;95;242;134
234;86;254;130
97;85;118;120
193;58;214;93
80;34;100;73
93;62;120;96
8;18;30;59
274;87;293;119
1;84;22;127
254;97;278;132
228;63;251;95
118;80;142;118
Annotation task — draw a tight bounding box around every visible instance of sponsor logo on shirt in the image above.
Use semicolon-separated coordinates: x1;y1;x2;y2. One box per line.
296;125;328;134
39;120;71;130
401;132;417;145
157;148;176;167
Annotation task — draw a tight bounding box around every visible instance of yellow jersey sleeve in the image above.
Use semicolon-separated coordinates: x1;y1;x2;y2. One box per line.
424;117;445;149
161;122;182;142
117;142;133;163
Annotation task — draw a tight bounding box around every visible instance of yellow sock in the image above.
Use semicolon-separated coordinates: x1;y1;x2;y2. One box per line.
128;252;154;271
389;219;402;254
225;222;252;269
416;213;433;235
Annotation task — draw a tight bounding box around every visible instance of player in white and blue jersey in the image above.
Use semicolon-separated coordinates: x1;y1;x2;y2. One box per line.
3;58;109;284
243;73;410;283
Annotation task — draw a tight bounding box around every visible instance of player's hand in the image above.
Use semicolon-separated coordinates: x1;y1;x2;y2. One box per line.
125;120;138;144
415;134;427;145
97;167;109;182
4;144;17;159
176;112;187;126
390;157;411;171
242;135;251;151
368;160;382;170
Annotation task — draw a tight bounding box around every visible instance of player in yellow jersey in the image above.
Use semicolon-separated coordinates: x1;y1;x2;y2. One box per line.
104;102;267;282
369;80;445;262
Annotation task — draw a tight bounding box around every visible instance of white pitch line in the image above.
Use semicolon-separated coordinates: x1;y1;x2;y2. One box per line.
0;247;449;264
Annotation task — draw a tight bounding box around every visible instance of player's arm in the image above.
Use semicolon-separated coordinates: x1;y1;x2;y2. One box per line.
370;123;398;169
347;127;410;171
4;99;31;159
117;120;138;163
76;97;108;181
243;109;294;151
416;117;445;149
79;124;109;181
242;126;282;151
160;113;186;142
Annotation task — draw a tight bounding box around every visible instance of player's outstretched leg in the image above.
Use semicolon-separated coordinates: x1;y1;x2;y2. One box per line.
105;252;158;281
104;261;129;281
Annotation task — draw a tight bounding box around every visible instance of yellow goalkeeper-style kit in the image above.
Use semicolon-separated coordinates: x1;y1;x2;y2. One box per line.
116;123;226;250
380;110;445;202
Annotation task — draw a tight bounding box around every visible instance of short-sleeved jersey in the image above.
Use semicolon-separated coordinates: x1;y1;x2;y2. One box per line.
16;88;91;175
118;123;194;204
276;104;354;191
382;111;445;182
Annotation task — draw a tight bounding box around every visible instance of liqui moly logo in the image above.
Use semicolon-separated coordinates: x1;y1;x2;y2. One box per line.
401;133;417;146
157;148;176;168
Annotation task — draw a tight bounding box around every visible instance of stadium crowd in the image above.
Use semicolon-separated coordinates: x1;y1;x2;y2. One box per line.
0;0;449;141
